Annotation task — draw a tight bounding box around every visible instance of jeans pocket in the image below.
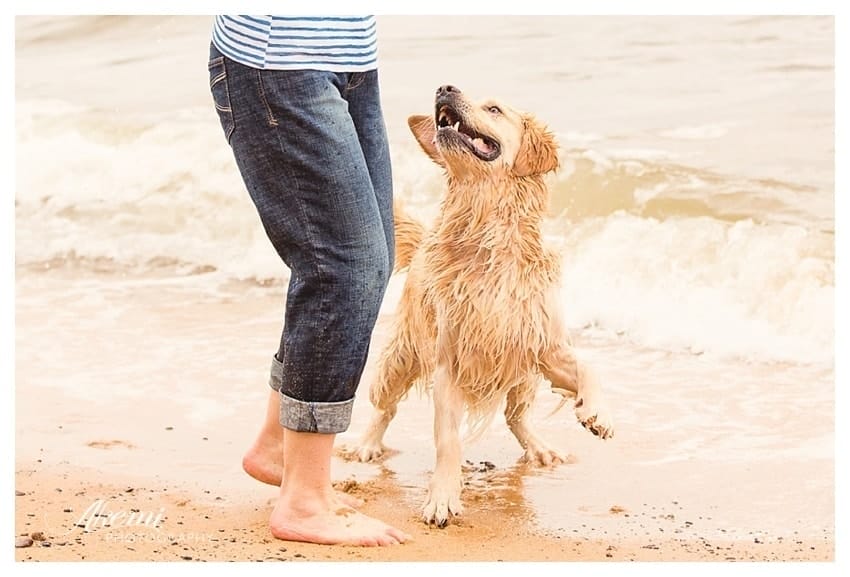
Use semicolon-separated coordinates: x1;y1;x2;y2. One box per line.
344;71;367;92
208;55;235;143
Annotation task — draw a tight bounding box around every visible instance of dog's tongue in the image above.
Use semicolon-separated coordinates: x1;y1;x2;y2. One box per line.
472;137;494;155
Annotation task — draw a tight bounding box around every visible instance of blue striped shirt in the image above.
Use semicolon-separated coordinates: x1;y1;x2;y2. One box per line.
212;15;378;72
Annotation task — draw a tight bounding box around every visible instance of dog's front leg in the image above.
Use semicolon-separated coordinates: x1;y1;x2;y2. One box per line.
422;363;464;527
541;342;615;440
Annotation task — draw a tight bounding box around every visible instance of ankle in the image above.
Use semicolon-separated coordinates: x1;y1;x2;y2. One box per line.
277;485;337;516
253;426;284;447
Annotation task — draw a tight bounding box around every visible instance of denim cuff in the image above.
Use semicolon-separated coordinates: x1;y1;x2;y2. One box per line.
269;354;284;392
279;393;354;434
269;355;354;433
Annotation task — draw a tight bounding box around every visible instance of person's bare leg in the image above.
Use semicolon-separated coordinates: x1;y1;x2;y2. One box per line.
269;430;410;546
242;390;285;485
242;390;363;508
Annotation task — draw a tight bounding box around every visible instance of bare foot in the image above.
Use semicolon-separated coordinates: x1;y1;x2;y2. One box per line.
242;436;284;486
243;441;364;508
270;499;410;546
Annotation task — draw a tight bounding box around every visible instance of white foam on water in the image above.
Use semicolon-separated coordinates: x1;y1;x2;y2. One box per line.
16;100;284;281
553;212;833;365
15;98;834;366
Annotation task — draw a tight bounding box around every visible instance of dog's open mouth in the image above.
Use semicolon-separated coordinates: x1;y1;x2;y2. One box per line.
436;104;501;162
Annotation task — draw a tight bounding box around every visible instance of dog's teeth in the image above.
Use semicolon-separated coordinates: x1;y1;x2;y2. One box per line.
453;121;460;131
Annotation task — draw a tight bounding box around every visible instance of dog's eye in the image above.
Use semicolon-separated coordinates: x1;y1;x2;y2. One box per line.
487;105;502;115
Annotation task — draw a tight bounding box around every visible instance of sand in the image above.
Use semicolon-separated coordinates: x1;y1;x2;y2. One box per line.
13;269;835;564
13;465;832;563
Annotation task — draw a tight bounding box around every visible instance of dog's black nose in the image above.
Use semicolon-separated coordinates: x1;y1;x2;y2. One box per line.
436;85;461;97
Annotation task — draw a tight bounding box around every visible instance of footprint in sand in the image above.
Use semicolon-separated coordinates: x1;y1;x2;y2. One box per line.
86;440;136;450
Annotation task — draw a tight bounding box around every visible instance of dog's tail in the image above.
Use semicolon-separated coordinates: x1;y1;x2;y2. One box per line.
392;201;426;273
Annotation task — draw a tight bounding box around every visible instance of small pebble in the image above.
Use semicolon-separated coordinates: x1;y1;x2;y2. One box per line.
16;537;34;548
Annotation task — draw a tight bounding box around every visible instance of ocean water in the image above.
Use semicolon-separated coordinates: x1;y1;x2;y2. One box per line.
15;15;834;366
14;16;835;541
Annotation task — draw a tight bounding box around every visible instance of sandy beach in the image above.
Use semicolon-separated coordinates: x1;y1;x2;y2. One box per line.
13;15;836;566
13;269;834;563
13;467;833;563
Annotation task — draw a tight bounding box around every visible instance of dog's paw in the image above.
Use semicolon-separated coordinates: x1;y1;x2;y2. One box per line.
337;441;386;463
522;441;567;467
575;397;614;440
353;442;385;463
422;482;463;527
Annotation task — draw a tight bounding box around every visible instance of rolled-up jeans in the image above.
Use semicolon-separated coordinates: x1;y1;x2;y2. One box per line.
208;43;394;434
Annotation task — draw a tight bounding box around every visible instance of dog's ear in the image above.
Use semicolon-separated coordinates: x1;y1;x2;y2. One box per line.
408;114;445;167
513;115;559;177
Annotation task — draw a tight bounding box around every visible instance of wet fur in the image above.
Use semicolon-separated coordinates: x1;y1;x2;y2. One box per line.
354;90;614;526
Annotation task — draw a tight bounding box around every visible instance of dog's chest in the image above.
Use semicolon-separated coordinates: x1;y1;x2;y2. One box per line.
424;232;556;305
424;239;553;345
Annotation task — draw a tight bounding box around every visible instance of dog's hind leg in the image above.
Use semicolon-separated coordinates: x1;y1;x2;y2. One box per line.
353;335;421;462
540;340;614;440
505;382;566;466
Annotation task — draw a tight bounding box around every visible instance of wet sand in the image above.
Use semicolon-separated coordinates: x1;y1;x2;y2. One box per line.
13;466;831;562
14;266;835;562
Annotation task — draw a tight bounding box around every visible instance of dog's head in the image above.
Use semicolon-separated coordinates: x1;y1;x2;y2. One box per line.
408;85;559;179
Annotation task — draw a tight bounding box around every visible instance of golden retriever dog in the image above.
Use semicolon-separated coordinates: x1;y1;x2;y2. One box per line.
353;85;614;527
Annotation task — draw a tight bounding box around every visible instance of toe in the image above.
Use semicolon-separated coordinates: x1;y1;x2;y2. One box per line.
388;527;411;543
